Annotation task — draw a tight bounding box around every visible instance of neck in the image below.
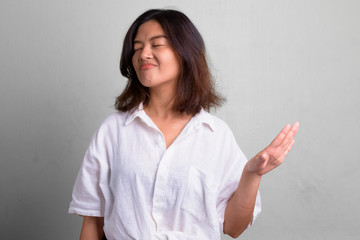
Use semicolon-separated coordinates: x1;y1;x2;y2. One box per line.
145;96;175;119
146;84;186;119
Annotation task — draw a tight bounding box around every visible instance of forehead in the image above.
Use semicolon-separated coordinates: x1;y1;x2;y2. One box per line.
134;20;166;40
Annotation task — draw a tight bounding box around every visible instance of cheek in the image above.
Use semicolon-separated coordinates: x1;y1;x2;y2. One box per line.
132;57;141;77
169;58;181;76
169;62;180;76
162;53;181;72
132;55;137;69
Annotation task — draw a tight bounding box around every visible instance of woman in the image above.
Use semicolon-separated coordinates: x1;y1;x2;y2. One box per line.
69;9;299;239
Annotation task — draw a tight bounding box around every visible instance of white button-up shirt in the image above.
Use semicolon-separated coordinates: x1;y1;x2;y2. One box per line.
69;104;261;239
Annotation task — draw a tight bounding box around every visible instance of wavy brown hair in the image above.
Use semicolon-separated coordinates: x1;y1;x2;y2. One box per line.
115;9;225;115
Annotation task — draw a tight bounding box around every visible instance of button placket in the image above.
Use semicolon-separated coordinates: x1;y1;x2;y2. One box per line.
151;119;199;229
152;150;169;227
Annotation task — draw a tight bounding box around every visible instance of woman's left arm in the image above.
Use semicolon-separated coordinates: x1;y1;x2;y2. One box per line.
223;122;300;238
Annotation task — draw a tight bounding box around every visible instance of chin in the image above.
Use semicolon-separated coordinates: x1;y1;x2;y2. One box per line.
139;79;152;88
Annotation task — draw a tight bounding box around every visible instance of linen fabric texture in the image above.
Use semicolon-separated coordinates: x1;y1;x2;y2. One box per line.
69;104;261;239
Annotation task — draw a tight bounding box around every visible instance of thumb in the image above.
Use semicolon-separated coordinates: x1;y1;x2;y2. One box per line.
259;152;270;167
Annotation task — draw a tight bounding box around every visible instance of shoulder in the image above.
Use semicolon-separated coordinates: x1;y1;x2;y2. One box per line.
93;110;133;134
199;110;234;136
88;111;129;147
99;111;127;128
201;110;245;156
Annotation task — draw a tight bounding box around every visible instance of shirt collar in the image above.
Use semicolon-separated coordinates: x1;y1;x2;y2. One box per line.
124;102;146;126
124;103;216;132
192;108;216;132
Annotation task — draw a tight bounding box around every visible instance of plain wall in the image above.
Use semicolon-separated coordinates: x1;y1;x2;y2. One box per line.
1;0;359;239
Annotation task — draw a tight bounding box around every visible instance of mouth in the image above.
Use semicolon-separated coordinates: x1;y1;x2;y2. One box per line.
140;63;156;70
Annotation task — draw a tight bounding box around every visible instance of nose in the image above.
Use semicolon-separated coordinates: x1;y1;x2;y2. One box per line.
140;45;152;61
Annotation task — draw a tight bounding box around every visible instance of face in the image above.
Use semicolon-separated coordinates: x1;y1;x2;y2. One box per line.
132;20;181;91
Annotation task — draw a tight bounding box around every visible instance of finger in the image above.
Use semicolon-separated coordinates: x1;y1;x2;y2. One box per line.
292;122;300;136
284;139;295;155
269;124;291;148
285;124;299;150
259;152;270;168
280;122;299;149
261;152;270;162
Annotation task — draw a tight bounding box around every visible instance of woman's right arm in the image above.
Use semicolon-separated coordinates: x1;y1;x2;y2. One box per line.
79;216;105;240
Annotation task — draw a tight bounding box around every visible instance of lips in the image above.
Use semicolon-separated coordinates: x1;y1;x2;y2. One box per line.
140;63;156;70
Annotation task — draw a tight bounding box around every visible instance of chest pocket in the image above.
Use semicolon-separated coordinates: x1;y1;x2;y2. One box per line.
180;166;219;225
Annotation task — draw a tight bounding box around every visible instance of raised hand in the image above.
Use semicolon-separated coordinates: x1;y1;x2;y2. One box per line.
245;122;300;176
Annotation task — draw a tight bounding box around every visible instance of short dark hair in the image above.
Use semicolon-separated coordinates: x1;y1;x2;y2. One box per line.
115;9;224;115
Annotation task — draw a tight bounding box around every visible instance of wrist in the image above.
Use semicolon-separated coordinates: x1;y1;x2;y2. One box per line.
244;161;263;178
231;165;262;208
243;166;262;182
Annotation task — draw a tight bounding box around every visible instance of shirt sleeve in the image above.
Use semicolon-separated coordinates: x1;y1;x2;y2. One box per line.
68;148;105;216
215;131;261;233
68;119;114;217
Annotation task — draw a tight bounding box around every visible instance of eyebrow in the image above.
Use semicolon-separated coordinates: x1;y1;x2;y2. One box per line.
133;35;168;44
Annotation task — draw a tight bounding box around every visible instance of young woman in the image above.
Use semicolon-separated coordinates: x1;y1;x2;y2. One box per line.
69;9;299;240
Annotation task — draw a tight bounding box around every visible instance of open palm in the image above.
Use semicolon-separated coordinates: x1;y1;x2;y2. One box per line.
246;122;300;176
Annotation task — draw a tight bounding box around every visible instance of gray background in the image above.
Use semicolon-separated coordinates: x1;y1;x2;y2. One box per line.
1;0;359;239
